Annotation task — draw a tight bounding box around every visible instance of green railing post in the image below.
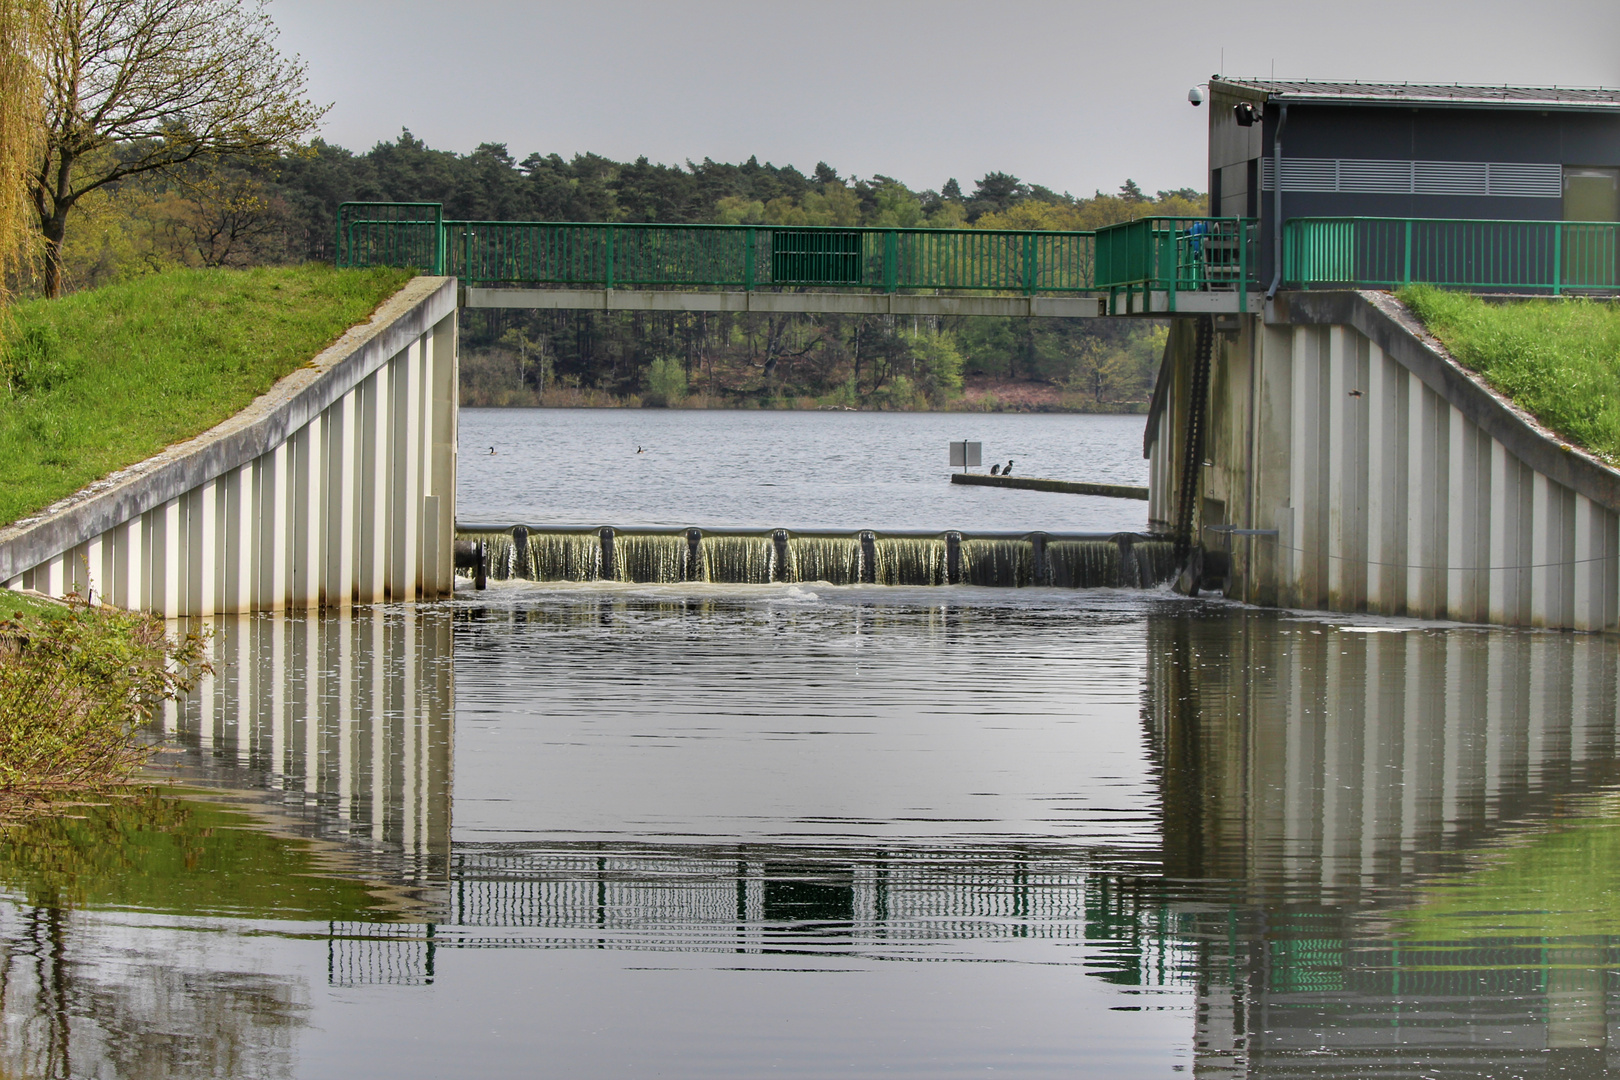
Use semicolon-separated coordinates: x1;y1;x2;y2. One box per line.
435;206;445;276
605;226;615;290
883;231;898;293
1165;223;1177;314
463;225;472;286
744;227;755;291
1022;233;1036;296
1238;218;1248;313
1402;219;1413;285
1552;222;1562;295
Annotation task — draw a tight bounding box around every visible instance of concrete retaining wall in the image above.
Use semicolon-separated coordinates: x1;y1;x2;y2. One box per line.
1151;290;1620;630
0;276;458;613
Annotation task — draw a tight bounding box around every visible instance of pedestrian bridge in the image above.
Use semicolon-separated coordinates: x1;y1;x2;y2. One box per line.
335;202;1260;317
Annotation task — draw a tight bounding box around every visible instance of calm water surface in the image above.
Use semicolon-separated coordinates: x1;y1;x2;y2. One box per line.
457;408;1152;531
4;413;1620;1079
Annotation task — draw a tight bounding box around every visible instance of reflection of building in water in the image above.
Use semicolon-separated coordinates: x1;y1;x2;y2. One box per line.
1147;612;1620;1077
162;609;454;880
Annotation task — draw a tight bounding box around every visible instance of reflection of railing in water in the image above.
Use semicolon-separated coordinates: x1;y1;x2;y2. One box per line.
456;525;1178;589
325;843;1185;987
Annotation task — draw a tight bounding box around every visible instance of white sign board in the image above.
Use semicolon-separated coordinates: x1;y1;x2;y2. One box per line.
949;441;982;468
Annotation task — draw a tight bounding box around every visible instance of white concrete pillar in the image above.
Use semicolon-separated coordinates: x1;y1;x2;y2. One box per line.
332;390;357;607
41;551;66;598
1364;344;1389;611
297;418;325;610
1444;407;1470;621
160;497;182;618
389;344;422;601
1399;378;1425;621
421;496;441;601
85;535;103;605
1530;471;1553;628
1574;494;1596;632
1288;327;1316;606
197;479;218;616
1487;440;1511;624
431;311;459;596
233;462;255;615
1326;327;1350;610
361;366;389;604
269;442;288;612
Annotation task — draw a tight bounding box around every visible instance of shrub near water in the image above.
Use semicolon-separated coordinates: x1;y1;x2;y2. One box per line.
0;600;204;805
1399;285;1620;461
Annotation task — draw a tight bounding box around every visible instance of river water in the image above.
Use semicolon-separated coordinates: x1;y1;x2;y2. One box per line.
3;411;1620;1079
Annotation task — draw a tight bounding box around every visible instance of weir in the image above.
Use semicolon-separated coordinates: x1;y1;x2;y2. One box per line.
456;525;1178;590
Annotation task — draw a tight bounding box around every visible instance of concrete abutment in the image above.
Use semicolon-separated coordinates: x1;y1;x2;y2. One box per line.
0;277;459;614
1150;290;1620;630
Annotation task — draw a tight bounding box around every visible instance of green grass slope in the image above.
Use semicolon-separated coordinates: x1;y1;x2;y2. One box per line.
0;265;415;528
1399;285;1620;462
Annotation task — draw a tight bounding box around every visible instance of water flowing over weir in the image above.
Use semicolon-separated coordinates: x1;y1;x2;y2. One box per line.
458;526;1178;589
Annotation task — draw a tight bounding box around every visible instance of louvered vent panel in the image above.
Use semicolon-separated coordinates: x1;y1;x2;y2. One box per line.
1415;161;1489;195
1264;157;1561;199
1337;160;1414;193
1487;163;1562;197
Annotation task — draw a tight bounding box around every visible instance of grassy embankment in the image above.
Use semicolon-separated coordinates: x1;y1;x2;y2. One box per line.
0;266;412;814
0;264;415;528
1400;285;1620;462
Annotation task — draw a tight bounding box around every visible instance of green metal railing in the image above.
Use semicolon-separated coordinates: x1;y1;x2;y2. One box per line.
1284;217;1620;293
336;202;1098;293
1093;217;1256;312
337;202;445;275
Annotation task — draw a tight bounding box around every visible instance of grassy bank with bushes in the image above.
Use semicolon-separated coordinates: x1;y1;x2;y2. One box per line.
0;265;415;528
0;593;203;819
1400;286;1620;461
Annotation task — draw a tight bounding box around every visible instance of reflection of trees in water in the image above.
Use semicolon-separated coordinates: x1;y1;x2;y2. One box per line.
0;901;306;1080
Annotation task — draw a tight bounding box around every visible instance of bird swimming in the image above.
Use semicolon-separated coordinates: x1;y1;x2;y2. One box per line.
1003;460;1014;475
636;445;646;454
990;463;1001;475
487;446;497;455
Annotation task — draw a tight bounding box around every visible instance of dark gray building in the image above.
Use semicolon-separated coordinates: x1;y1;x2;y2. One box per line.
1207;79;1620;289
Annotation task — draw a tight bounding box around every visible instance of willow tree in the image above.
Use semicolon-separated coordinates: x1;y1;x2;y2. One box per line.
0;0;44;306
32;0;325;296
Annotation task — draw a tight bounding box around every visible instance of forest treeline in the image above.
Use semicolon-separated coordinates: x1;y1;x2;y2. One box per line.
48;133;1200;411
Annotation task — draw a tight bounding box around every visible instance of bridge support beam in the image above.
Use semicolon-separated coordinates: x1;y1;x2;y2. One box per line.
463;287;1105;319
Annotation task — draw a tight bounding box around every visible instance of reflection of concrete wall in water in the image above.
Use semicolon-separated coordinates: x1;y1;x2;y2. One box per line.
1149;613;1620;886
163;610;454;874
0;278;458;613
1147;613;1620;1076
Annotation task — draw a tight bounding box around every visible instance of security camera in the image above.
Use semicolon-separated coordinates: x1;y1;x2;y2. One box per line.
1233;101;1258;126
1188;87;1205;106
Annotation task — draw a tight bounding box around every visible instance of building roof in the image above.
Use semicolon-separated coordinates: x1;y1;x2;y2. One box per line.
1213;78;1620;111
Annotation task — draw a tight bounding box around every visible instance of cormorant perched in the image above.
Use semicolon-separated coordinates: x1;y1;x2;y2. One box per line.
990;463;1001;476
1003;460;1014;475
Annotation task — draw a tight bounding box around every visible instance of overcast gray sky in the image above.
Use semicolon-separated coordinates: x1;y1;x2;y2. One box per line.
270;0;1620;197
